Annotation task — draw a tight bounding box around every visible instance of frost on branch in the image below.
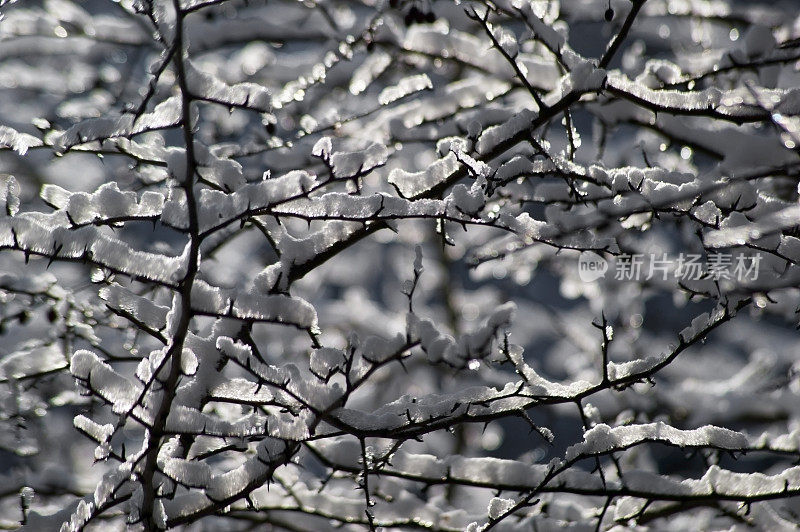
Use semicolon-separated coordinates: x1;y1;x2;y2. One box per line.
0;126;43;156
378;74;433;106
3;0;800;530
564;423;749;461
41;182;164;226
51;96;183;150
388;152;460;198
185;60;271;112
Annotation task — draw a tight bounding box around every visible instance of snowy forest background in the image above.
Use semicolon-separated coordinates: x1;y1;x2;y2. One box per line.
2;0;800;529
